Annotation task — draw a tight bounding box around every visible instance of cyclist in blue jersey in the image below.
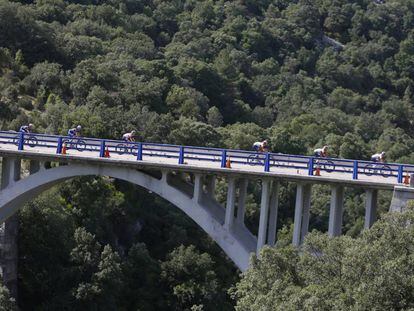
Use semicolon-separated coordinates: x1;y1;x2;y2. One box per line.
68;125;82;138
371;152;386;163
19;123;34;133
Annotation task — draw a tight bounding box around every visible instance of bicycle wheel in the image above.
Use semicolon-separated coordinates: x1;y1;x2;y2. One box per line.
26;136;38;147
363;164;375;176
115;143;128;155
130;145;139;156
380;165;392;178
322;160;335;173
75;139;86;152
247;154;262;165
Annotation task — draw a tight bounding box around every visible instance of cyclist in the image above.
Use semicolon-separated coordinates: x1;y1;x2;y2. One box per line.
68;125;82;138
19;123;34;133
122;130;136;142
371;151;386;163
252;140;269;152
314;145;328;158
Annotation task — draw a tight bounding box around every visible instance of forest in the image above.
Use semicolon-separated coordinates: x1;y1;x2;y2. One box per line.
1;0;414;309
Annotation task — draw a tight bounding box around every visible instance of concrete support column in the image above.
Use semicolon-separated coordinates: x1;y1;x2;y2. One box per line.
0;157;21;300
206;175;216;197
224;177;236;230
257;179;270;254
236;179;248;225
193;174;203;204
267;181;280;246
300;184;312;244
161;171;168;183
293;184;304;247
365;189;378;229
29;160;40;174
328;185;344;237
293;183;312;246
1;158;20;188
39;161;46;171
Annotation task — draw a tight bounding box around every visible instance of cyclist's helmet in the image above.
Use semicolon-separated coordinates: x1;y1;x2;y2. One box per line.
76;125;82;131
322;145;328;151
28;123;34;129
131;130;136;135
263;140;268;146
381;151;386;157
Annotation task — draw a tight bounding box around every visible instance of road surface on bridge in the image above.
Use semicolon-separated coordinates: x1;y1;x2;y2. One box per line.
0;131;409;191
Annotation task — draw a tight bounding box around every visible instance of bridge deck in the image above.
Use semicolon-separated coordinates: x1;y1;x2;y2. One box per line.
0;141;399;190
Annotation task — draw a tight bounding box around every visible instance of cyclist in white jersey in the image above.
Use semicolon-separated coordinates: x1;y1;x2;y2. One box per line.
314;146;328;158
371;152;386;163
122;131;136;142
252;140;269;152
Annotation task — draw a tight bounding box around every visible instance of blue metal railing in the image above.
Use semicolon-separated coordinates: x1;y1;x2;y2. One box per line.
0;130;413;184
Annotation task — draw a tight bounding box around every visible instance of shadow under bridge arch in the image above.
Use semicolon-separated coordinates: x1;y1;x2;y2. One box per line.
0;163;256;271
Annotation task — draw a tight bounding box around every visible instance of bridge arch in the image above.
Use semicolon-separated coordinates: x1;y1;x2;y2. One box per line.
0;163;256;271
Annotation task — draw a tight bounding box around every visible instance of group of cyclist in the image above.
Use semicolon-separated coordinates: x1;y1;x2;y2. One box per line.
19;124;387;163
19;124;136;143
252;140;387;163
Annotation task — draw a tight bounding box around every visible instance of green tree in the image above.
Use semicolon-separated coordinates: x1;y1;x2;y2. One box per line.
234;207;414;310
161;245;221;311
169;117;221;147
0;282;17;311
166;85;209;119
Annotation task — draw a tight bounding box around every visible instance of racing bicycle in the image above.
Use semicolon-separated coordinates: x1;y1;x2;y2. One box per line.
63;137;87;152
247;152;289;168
363;163;392;178
115;142;138;155
12;133;38;147
314;158;335;173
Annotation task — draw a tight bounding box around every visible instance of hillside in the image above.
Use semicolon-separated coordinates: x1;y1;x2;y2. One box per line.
1;0;414;309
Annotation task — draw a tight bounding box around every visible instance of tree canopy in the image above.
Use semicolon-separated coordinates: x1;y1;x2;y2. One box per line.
233;206;414;310
0;0;414;309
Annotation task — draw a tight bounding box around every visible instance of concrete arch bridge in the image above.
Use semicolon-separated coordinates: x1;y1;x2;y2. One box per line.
0;131;412;297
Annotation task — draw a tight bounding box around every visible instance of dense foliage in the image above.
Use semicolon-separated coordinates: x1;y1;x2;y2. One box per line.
233;206;414;310
1;0;414;309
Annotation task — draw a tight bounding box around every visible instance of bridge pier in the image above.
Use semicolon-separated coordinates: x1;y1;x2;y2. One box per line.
257;179;270;254
390;186;414;212
193;174;203;204
257;180;281;253
0;158;21;300
267;181;280;246
205;175;216;197
293;183;312;246
328;185;344;237
224;177;236;229
29;160;40;174
365;189;378;229
236;179;248;225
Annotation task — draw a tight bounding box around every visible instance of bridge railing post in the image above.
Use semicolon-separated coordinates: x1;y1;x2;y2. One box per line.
353;161;358;180
308;157;314;176
137;143;143;161
56;137;63;154
398;165;404;183
264;152;270;172
178;146;184;164
18;132;24;151
221;150;227;168
99;140;106;157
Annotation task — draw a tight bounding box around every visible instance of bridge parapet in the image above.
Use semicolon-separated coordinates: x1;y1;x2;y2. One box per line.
0;130;413;189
